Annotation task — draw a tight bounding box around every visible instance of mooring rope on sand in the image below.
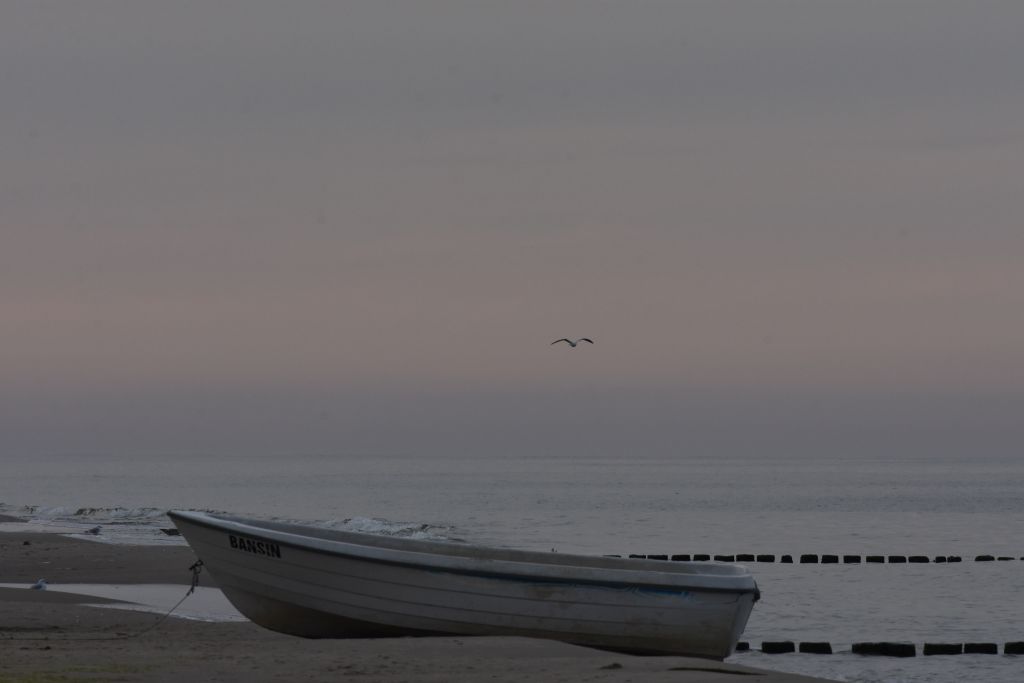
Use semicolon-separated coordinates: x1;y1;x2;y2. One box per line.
120;559;205;639
0;559;204;642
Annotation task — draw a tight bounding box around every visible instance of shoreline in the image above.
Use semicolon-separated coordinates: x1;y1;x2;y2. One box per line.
1;531;836;682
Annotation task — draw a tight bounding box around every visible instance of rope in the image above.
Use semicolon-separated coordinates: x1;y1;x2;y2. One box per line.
1;559;205;642
122;559;204;639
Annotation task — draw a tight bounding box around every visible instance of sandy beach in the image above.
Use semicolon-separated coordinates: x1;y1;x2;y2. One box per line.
1;526;835;683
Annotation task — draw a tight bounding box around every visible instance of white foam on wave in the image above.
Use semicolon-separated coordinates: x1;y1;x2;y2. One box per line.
309;516;460;542
0;504;185;545
19;505;168;523
1;503;460;546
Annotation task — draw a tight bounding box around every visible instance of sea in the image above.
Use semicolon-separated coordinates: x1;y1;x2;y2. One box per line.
2;450;1022;683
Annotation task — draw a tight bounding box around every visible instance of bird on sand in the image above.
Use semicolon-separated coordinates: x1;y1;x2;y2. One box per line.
31;579;47;590
551;338;594;348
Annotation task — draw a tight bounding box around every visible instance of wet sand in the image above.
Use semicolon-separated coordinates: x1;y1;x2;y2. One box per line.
1;529;836;682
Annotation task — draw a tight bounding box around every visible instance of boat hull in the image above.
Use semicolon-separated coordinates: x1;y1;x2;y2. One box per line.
169;511;757;659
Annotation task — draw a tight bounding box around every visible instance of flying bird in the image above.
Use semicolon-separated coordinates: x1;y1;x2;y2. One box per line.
551;338;594;348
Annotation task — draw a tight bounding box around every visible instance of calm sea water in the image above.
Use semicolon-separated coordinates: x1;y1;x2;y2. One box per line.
3;451;1023;683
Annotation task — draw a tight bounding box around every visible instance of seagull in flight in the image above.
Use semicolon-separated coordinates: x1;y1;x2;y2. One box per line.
551;337;594;348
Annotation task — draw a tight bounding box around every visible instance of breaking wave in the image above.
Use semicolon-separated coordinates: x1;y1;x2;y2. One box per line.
10;505;169;523
306;516;460;542
0;503;459;545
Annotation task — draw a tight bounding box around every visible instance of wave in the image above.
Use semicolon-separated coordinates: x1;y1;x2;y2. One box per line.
7;505;170;524
306;516;460;542
0;503;459;545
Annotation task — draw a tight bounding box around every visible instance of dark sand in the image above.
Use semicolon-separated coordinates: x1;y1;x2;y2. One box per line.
1;530;835;682
2;532;201;584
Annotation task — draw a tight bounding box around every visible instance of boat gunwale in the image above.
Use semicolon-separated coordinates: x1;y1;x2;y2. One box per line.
169;510;758;596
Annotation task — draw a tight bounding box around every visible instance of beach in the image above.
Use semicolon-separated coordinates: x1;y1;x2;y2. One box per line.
1;527;835;683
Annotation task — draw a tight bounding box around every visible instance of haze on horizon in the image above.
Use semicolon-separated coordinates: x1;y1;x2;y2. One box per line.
3;3;1023;458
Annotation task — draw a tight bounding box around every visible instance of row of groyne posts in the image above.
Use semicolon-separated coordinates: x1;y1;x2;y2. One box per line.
620;553;1024;563
736;641;1024;656
619;552;1023;656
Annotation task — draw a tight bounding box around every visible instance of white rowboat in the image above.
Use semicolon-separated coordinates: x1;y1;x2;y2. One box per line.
168;511;758;659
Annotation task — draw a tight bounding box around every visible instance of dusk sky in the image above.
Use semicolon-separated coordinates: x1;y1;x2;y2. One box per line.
4;3;1023;458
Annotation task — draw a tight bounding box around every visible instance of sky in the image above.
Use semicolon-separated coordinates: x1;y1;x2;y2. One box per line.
3;2;1023;458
